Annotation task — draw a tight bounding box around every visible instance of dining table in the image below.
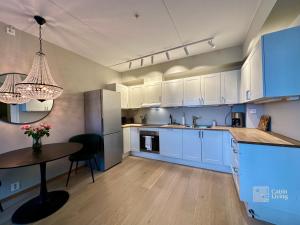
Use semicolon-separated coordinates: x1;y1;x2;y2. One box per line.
0;142;82;224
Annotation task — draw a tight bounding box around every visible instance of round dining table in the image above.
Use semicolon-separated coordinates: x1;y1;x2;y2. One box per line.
0;142;82;224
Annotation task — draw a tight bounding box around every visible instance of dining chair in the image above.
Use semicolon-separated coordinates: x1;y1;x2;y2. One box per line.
66;134;102;187
0;180;3;212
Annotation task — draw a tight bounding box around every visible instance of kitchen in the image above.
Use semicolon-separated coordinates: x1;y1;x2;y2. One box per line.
0;0;300;225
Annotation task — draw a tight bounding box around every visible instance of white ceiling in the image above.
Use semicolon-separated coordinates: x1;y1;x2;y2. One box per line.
0;0;262;72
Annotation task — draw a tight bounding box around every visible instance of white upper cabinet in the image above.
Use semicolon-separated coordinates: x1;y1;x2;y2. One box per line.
142;82;162;106
221;70;240;104
116;84;129;109
249;42;264;100
129;85;143;108
162;79;184;107
106;83;128;109
159;128;183;159
182;130;202;162
201;130;223;165
240;60;251;102
201;73;221;105
240;42;263;103
183;76;202;106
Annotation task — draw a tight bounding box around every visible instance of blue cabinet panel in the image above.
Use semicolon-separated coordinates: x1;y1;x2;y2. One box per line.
262;26;300;97
239;143;300;224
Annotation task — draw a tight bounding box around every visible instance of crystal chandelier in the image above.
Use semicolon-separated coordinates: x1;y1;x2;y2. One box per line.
0;73;30;104
16;15;63;102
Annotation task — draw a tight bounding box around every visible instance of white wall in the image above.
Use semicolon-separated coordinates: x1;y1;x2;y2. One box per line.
0;21;121;199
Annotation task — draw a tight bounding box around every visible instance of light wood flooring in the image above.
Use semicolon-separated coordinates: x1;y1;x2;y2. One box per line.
0;156;270;225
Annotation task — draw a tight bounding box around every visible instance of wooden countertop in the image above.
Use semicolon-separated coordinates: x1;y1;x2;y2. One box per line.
122;124;300;148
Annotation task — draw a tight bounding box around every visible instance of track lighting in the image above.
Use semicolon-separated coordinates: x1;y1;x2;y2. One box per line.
184;46;189;56
112;37;215;70
166;51;170;60
208;39;216;49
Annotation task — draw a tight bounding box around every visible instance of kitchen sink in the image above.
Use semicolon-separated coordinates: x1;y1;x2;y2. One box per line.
185;125;212;128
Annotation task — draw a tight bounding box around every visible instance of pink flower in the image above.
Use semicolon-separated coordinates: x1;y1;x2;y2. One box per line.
21;124;31;130
40;123;51;129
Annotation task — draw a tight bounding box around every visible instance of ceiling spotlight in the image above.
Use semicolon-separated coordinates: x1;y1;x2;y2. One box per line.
151;55;154;64
141;58;144;67
129;61;132;69
208;39;216;49
184;46;189;56
166;51;170;60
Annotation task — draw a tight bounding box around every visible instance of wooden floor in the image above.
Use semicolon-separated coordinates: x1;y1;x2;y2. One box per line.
0;156;270;225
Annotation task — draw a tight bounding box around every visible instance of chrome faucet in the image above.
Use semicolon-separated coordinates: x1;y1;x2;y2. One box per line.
192;116;200;128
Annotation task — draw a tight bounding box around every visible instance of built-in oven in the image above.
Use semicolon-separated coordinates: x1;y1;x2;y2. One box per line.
139;130;159;153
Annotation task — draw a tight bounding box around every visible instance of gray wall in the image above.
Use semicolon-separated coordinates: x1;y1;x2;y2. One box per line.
0;21;121;199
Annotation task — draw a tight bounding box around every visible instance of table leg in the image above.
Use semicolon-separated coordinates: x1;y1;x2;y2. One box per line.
12;162;70;224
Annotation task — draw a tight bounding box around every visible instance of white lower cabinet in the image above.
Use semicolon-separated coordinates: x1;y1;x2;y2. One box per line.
129;128;140;152
182;130;202;162
201;130;223;165
123;127;131;154
159;129;183;159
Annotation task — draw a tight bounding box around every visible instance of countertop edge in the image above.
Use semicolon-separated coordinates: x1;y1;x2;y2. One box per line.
122;124;300;148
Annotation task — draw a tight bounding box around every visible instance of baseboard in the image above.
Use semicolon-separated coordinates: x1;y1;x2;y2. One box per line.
130;151;231;173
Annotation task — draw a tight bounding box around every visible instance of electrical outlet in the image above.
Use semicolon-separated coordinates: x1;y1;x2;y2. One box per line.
6;25;16;36
10;182;20;192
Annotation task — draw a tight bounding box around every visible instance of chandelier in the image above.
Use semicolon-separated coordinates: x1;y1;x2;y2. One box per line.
0;73;30;105
16;15;63;102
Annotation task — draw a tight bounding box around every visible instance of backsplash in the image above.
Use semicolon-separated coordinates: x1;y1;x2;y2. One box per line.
123;105;245;126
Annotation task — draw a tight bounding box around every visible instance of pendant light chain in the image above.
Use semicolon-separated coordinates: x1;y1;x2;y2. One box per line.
39;24;44;85
39;25;43;53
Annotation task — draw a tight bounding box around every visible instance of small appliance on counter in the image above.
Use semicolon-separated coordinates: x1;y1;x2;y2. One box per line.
231;112;245;127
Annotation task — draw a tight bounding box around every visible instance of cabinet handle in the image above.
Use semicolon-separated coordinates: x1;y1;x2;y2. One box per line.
198;131;201;138
232;148;238;154
246;90;251;100
231;138;237;148
201;97;204;104
233;167;239;173
201;131;204;138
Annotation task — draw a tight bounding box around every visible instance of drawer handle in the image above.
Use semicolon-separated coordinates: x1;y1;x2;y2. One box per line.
232;148;238;154
233;167;239;173
231;138;237;147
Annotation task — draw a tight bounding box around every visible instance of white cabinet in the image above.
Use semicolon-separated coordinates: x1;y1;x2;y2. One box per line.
130;128;140;152
201;130;223;165
123;127;131;154
142;82;162;106
249;43;263;100
162;79;184;107
21;100;53;112
201;73;221;105
116;84;129;109
240;60;251;102
221;70;240;104
183;76;202;106
159;129;182;158
129;85;143;108
106;83;129;109
240;42;264;102
182;130;202;162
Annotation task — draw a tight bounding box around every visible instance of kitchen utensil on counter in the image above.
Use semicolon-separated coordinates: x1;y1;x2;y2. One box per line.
257;115;271;131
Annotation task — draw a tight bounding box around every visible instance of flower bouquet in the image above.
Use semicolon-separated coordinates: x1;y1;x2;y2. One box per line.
21;123;51;152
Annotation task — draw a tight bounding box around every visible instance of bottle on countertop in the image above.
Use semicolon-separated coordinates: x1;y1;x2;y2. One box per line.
212;120;217;127
182;112;186;126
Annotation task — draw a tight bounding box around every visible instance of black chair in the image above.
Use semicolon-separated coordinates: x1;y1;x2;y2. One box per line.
66;134;102;187
0;180;3;212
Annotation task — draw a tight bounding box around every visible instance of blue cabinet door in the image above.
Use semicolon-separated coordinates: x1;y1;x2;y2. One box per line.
262;26;300;97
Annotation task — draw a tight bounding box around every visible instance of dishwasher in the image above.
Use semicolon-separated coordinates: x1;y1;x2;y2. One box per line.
139;130;160;153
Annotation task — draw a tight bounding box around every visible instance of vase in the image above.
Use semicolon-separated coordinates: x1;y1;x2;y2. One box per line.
32;137;42;152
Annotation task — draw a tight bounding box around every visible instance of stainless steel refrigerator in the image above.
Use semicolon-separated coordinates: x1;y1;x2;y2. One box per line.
84;89;123;171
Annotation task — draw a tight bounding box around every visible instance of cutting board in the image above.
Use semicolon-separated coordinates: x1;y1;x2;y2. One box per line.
257;115;271;131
